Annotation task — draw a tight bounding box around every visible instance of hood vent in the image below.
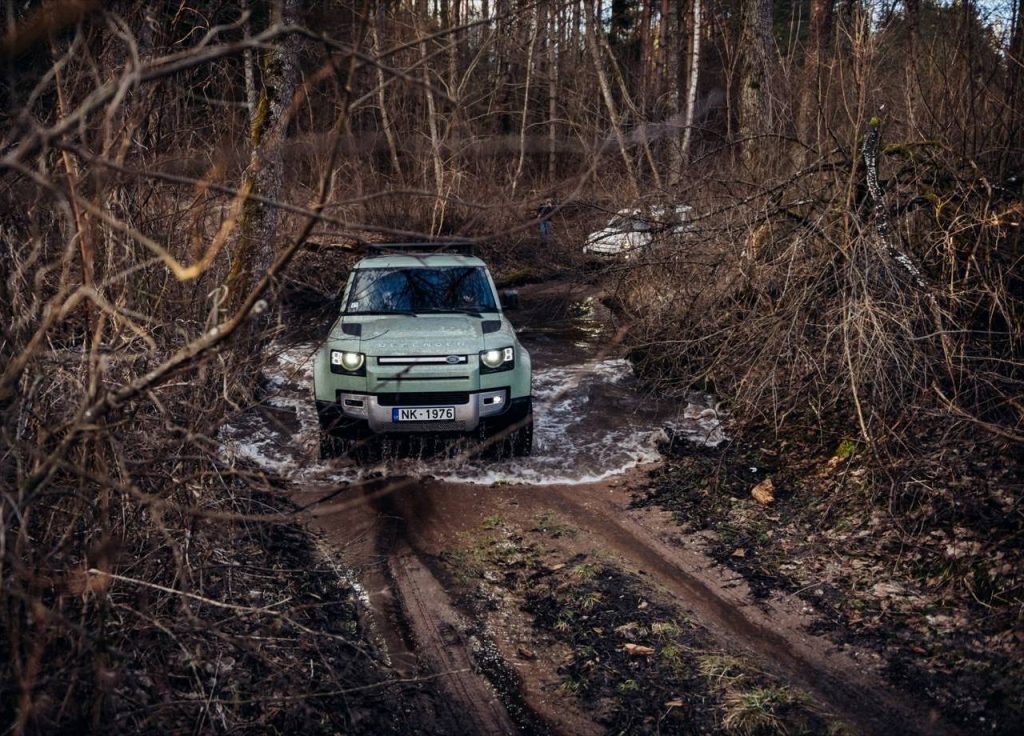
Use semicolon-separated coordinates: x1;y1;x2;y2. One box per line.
341;323;362;337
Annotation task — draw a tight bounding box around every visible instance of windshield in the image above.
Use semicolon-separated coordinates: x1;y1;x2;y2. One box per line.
344;266;499;314
607;216;649;232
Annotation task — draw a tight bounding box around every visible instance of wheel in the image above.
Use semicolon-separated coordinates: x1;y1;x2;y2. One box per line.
510;416;533;457
319;432;351;460
317;408;371;461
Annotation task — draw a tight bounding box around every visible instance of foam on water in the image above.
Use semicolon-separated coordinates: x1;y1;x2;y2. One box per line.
218;341;727;486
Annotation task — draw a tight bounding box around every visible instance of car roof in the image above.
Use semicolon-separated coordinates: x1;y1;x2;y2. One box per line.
354;254;487;269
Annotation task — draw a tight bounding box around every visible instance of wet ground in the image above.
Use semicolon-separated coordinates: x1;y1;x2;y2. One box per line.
219;280;959;735
220;282;724;486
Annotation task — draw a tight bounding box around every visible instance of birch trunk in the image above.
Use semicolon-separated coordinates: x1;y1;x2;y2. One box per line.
241;0;257;117
546;1;559;180
372;11;403;178
512;6;539;194
419;33;446;232
679;0;702;171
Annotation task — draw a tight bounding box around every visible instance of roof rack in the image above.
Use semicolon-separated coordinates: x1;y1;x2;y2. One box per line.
365;241;475;256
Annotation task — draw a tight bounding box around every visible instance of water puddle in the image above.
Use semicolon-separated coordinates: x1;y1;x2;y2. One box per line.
218;334;726;487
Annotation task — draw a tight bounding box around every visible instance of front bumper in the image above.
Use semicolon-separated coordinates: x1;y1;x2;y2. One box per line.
317;388;522;434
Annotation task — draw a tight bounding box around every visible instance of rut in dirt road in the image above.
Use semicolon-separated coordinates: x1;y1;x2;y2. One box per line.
302;477;550;735
542;487;959;736
304;474;959;736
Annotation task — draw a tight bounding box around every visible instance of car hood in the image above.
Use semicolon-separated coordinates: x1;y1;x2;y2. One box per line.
328;314;512;355
586;227;650;243
586;228;618;243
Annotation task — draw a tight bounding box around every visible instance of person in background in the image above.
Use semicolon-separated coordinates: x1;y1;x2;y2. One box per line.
537;196;556;244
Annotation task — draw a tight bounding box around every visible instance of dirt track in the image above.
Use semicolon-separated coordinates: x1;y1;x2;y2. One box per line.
295;469;957;736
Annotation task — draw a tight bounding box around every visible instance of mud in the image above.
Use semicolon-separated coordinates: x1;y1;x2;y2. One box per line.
298;472;957;735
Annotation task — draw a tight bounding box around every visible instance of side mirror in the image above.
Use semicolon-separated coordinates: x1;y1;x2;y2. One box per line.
500;289;520;310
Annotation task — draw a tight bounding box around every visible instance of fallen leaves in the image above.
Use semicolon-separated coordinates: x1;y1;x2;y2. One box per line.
751;478;775;505
622;643;655;656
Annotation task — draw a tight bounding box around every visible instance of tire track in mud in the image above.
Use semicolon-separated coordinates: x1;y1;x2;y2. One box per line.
304;479;542;735
361;476;961;736
386;542;519;735
540;485;960;736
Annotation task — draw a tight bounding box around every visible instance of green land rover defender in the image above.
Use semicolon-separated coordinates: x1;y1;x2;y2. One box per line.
313;246;533;458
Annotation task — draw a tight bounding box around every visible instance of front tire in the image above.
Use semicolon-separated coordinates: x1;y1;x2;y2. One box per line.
485;398;533;458
319;432;354;460
316;405;369;461
509;416;533;457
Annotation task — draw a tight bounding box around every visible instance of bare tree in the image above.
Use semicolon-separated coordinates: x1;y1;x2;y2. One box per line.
738;0;777;166
584;0;640;196
226;0;301;314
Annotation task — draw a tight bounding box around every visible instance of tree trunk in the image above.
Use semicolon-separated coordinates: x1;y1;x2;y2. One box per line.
546;0;559;180
584;0;640;197
639;0;652;105
419;29;446;232
226;0;301;313
798;0;833;154
902;0;921;134
372;9;403;178
658;0;670;100
738;0;775;168
1006;0;1024;171
905;0;920;50
512;4;539;194
241;0;258;118
679;0;702;170
668;0;686;183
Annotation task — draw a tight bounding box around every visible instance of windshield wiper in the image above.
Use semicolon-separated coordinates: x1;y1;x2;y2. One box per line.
421;307;485;318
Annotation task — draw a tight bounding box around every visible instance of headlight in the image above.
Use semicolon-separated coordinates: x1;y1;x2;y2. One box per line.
330;350;365;374
480;346;514;373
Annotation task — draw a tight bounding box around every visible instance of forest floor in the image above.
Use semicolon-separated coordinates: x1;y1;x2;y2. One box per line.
637;420;1024;736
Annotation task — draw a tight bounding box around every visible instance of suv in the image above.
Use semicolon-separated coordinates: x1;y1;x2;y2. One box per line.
582;205;692;258
313;245;533;458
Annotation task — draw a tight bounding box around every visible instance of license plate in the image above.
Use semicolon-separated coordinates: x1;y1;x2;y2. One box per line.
392;407;456;422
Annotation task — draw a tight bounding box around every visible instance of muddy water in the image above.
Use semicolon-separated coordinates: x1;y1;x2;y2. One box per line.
219;283;724;483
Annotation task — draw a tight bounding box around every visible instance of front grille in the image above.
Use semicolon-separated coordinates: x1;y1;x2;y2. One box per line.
382;420;467;433
375;392;470;406
378;355;467;365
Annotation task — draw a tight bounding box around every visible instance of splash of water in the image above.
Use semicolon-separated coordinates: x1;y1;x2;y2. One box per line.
218;342;727;486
